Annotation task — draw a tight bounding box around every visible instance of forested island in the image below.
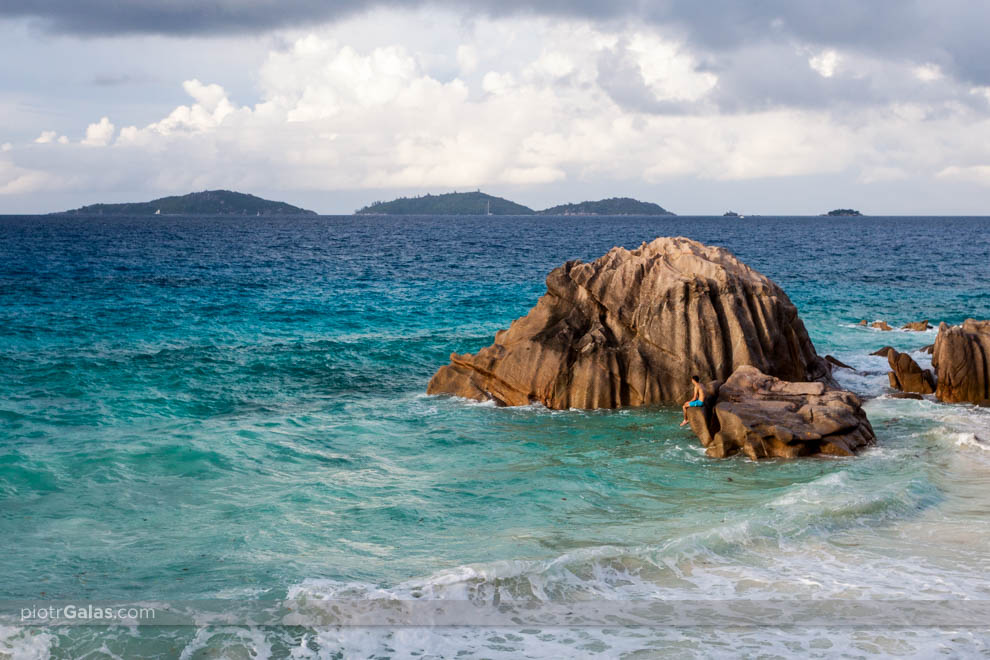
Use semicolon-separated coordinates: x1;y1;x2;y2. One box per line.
824;209;863;217
356;191;534;215
536;197;673;216
355;191;675;216
56;190;317;216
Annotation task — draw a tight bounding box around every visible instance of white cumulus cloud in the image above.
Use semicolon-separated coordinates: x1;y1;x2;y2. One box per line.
82;116;115;146
809;49;840;78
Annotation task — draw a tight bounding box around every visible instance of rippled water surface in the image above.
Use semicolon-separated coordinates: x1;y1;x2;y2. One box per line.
1;215;989;658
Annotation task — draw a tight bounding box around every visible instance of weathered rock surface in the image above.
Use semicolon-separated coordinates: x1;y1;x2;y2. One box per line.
902;320;931;331
886;349;935;395
688;366;875;459
932;320;990;405
870;320;894;331
428;237;831;408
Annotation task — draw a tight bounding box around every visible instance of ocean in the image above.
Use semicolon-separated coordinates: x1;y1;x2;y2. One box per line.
1;214;989;658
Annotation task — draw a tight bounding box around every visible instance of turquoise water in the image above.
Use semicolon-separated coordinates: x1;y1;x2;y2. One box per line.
1;215;989;658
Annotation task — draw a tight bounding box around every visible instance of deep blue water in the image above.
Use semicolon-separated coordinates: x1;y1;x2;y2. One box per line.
1;215;989;658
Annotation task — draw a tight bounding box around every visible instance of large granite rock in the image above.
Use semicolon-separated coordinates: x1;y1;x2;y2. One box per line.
932;320;990;405
688;366;875;459
428;237;831;408
886;349;935;395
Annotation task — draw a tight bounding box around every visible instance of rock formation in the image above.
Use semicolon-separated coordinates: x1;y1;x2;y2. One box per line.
687;366;875;459
870;346;895;357
902;320;931;331
886;349;935;395
870;321;893;331
428;237;832;408
932;320;990;405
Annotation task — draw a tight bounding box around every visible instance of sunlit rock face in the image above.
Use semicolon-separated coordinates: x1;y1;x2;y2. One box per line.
933;320;990;405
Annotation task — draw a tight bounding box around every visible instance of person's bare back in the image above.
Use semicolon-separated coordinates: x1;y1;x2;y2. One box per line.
679;376;704;426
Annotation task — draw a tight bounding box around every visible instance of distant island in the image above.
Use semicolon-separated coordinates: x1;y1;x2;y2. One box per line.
824;208;863;217
356;191;534;215
355;191;675;216
55;190;317;216
536;197;673;216
723;211;741;217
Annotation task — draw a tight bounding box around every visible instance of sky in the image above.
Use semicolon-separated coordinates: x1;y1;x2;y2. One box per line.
3;1;990;214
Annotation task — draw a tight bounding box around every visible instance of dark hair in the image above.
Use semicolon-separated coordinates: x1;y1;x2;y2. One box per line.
691;375;700;382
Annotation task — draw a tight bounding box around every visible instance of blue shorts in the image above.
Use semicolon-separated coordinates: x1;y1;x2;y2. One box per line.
688;400;704;407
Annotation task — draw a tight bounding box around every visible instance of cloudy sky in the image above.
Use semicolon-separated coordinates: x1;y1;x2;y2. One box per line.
3;1;990;214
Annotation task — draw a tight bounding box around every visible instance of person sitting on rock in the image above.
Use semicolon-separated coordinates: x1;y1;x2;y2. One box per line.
679;375;704;427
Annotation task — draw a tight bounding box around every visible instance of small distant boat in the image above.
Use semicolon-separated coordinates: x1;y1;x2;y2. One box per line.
723;211;744;218
154;209;161;215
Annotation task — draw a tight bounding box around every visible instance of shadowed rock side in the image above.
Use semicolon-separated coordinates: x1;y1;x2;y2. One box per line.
886;349;935;395
428;236;831;408
688;366;875;459
686;379;722;446
932;320;990;405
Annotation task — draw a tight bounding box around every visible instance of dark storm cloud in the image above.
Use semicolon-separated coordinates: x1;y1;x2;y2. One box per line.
4;0;990;85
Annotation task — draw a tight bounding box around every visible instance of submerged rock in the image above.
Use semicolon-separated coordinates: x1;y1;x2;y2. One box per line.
688;366;875;459
902;320;931;331
932;320;990;405
825;355;854;370
428;236;831;408
886;349;935;395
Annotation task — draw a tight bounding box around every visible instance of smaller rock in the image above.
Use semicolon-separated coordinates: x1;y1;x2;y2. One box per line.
887;349;936;395
871;321;894;331
902;320;931;331
919;344;934;354
825;355;854;370
689;366;875;460
857;320;868;326
870;346;896;357
888;392;924;400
